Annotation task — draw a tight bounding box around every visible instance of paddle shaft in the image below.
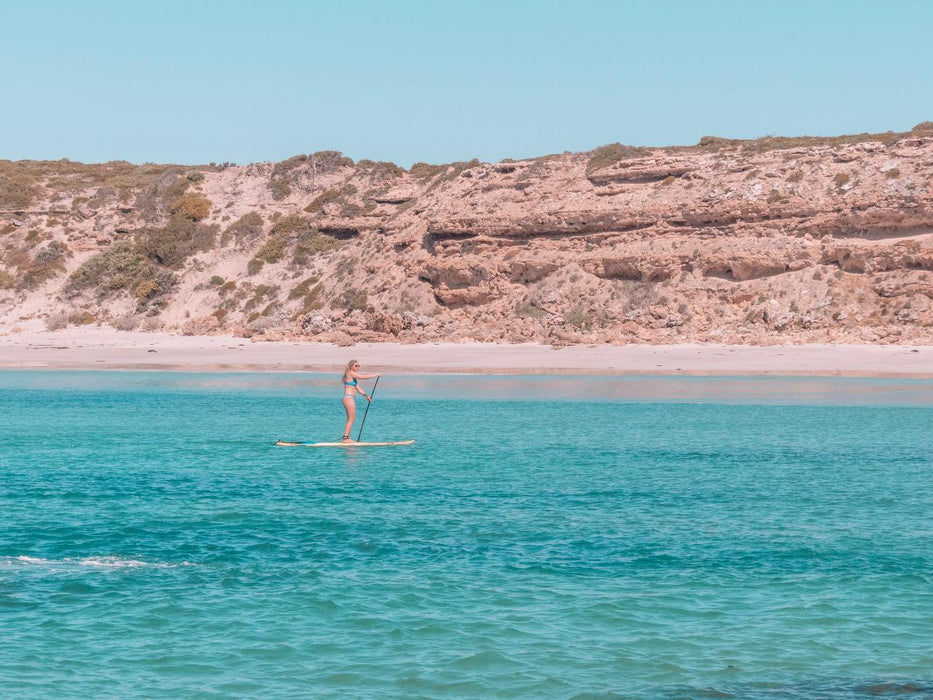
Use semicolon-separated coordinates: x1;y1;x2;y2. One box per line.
356;375;380;441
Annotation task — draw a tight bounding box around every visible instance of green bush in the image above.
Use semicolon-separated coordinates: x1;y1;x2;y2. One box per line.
209;275;224;286
69;243;147;291
136;218;217;268
68;242;176;305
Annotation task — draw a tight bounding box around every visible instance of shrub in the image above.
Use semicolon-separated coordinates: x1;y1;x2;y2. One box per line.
136;279;160;300
169;194;211;221
69;310;97;325
834;172;851;188
911;121;933;133
356;159;404;179
515;302;546;320
136;218;217;268
408;162;448;180
0;269;15;289
767;189;783;203
272;213;314;236
20;240;69;288
272;154;308;176
0;170;39;209
112;313;139;331
288;275;324;314
186;171;205;182
786;170;804;183
221;211;263;245
294;231;340;265
134;171;189;222
304;189;343;214
586;143;651;175
308;150;353;174
69;243;148;291
563;307;595;330
134;269;177;306
342;288;368;311
244;284;278;312
269;178;292;200
209;275;224;286
885;168;901;179
45;311;70;330
255;232;289;264
247;258;264;275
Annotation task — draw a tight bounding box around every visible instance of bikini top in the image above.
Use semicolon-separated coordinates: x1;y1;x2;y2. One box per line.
343;378;357;386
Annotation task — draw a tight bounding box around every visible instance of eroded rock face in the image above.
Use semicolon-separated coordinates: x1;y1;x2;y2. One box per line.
2;131;933;344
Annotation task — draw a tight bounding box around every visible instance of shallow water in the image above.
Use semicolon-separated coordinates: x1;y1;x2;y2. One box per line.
1;371;931;698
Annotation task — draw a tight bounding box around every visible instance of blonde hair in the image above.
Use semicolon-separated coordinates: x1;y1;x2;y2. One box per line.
343;359;358;382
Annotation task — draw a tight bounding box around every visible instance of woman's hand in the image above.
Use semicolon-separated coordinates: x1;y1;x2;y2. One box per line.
365;394;372;403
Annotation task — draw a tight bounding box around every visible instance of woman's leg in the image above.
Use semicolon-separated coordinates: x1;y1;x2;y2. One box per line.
342;397;356;441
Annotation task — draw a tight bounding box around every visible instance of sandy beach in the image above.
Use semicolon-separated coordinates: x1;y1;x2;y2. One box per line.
0;328;930;376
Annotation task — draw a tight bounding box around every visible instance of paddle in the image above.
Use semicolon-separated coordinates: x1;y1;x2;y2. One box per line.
356;375;380;442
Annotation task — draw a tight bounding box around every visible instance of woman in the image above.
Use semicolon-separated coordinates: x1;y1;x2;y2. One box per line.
341;360;380;442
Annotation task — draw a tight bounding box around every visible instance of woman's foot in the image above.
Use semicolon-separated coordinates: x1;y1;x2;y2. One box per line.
342;435;353;443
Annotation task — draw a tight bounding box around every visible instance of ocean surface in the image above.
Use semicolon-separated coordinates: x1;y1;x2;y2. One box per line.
1;370;931;699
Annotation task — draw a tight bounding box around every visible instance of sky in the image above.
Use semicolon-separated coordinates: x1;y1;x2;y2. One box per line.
1;0;931;166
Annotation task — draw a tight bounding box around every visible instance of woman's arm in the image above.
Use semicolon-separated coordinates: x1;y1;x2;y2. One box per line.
355;372;380;380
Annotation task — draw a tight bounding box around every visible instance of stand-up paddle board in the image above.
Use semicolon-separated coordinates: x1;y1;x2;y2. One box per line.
276;440;415;447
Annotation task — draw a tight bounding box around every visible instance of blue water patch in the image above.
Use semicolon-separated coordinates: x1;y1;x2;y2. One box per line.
0;371;931;698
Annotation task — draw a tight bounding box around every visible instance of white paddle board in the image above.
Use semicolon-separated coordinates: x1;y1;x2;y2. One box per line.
276;440;415;447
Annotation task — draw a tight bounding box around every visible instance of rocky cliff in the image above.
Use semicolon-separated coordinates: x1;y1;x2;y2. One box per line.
2;124;933;345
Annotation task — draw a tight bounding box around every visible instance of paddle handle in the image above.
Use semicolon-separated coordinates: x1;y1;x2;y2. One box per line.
356;375;380;442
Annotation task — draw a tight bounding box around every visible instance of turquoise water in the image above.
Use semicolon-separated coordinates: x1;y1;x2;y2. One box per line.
1;371;931;699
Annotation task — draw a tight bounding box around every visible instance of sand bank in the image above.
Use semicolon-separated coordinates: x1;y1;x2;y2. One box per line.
0;328;930;376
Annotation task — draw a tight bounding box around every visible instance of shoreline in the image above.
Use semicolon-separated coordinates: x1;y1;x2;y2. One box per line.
0;329;931;377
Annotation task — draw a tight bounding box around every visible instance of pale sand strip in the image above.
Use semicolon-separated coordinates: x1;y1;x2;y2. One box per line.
0;328;930;376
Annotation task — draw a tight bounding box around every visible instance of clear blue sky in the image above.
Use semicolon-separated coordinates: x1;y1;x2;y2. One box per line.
2;0;931;166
